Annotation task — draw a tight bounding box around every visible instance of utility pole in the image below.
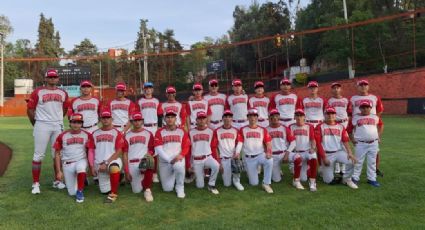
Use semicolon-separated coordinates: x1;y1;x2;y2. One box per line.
0;32;4;107
142;27;148;83
99;61;102;100
343;0;355;79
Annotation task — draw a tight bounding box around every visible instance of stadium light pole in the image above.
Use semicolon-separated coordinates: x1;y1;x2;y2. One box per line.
0;32;4;107
343;0;355;79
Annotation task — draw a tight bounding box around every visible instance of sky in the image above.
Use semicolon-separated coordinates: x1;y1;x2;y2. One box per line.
2;0;310;52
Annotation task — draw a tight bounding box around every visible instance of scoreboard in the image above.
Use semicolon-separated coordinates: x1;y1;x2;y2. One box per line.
56;66;91;86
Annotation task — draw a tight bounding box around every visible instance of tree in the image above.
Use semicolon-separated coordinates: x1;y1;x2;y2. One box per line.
0;15;13;37
69;38;98;56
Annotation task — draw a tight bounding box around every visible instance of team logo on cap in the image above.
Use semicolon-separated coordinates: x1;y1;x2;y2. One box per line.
115;82;127;91
131;112;143;120
269;109;280;116
294;109;305;115
166;86;176;94
247;108;258;115
325;107;336;114
280;78;291;85
359;101;372;107
80;80;93;87
307;81;318;88
209;79;218;86
232;79;242;86
331;82;341;88
45;69;59;78
70;113;84;122
165;108;177;116
357;79;369;86
223;109;233;116
100;110;112;118
196;111;207;119
193;83;203;90
254;81;264;88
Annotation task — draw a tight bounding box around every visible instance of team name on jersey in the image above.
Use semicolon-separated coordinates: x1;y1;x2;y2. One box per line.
162;135;181;144
66;137;85;145
42;93;63;103
220;133;235;140
329;101;346;107
323;128;341;136
111;104;129;111
246;131;261;138
354;99;373;107
305;102;321;108
77;103;96;111
269;131;284;138
293;129;308;136
129;136;146;145
357;118;376;126
278;98;295;105
193;133;210;142
96;134;114;142
208;98;225;106
232;97;246;105
140;102;156;109
192;103;206;110
252;101;268;107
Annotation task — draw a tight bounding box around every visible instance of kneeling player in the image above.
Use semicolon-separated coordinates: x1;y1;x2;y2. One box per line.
123;112;155;202
54;113;94;202
91;110;124;203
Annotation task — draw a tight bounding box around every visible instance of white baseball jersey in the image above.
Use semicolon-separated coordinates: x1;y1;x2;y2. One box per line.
204;93;227;122
154;127;190;159
226;94;248;121
239;126;271;155
27;87;69;123
137;97;162;124
349;94;384;118
186;99;211;125
290;124;316;151
350;114;382;141
54;130;94;162
161;102;186;126
213;126;241;158
92;128;124;164
123;129;154;159
189;127;214;157
326;97;349;121
270;93;301;119
70;97;100;127
316;123;350;153
107;98;139;126
267;125;295;152
302;97;325;121
249;96;270;121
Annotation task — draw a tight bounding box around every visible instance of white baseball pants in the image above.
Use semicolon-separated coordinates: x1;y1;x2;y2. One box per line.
33;121;63;161
352;141;379;182
244;153;273;185
128;160;144;193
272;151;300;182
159;159;185;194
62;158;87;196
220;157;242;187
297;151;318;182
96;158;122;193
193;155;219;188
321;150;354;184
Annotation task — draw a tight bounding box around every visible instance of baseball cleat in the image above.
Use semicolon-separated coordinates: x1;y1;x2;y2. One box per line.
31;182;40;194
153;173;160;183
176;190;186;199
262;184;274;194
367;180;381;187
52;180;66;189
309;180;317;192
184;173;195;184
343;179;359;189
233;182;244;191
376;169;384;177
104;193;118;203
144;189;154;202
76;190;84;203
208;185;220;195
351;178;359;185
292;179;305;190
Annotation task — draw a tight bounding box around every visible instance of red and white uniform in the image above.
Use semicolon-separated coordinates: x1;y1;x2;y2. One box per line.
161;102;187;127
123;129;154;193
350;114;382;142
92;128;124;193
204;93;227;129
349;94;384;118
227;94;248;129
290;123;317;181
249;96;270;127
70;97;101;133
326;97;349;128
301;97;325;127
107;99;139;129
269;93;301;126
186;99;212;129
54;130;94;195
137;97;163;134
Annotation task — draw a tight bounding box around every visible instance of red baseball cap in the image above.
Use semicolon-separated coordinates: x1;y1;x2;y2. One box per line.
193;83;203;91
223;109;233;117
359;101;372;107
247;108;258;116
80;80;93;87
254;81;264;88
196;111;207;119
69;113;84;122
209;79;218;86
331;82;341;88
280;78;291;85
165;108;177;116
325;107;337;114
294;109;305;116
45;69;59;78
131;112;143;120
307;81;318;88
115;82;127;91
357;79;369;86
166;86;176;94
100;110;112;118
232;79;242;86
269;109;280;116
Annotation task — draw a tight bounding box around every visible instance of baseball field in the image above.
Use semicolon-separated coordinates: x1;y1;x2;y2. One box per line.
0;116;424;229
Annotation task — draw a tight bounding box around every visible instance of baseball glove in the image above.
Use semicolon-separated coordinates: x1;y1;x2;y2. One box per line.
139;154;155;172
231;158;244;174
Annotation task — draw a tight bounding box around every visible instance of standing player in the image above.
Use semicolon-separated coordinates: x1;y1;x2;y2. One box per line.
137;82;163;183
348;101;384;187
249;81;270;128
269;78;302;127
161;86;187;130
186;83;211;130
27;69;69;194
226;79;248;129
301;81;325;128
240;108;274;193
212;109;244;191
290;109;319;191
122;112;155;201
204;79;227;130
154;108;191;199
315;107;358;189
91;110;124;203
53;113;94;202
189;111;220;194
70;80;100;134
106;82;139;133
349;79;384;177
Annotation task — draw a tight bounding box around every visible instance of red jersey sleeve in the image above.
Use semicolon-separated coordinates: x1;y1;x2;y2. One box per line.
86;132;95;149
268;94;277;111
207;104;212;116
377;117;383;127
322;97;328;110
376;96;384;114
27;89;39;109
347;97;353;116
63;91;70;110
285;127;295;142
180;104;187;123
314;124;326;159
115;130;124;151
346;121;354;134
237;127;244;142
53;132;65;151
309;124;315;141
122;137;129;153
211;130;219;161
148;132;155;155
185;103;191;117
297;97;304;110
129;101;139;116
263;127;272;144
154;128;164;147
157;102;164;116
180;130;191;156
341;127;350;142
225;97;231;110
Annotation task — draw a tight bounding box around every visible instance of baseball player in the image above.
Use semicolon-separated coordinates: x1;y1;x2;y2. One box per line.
186;83;212;130
315;107;358;189
122;112;155;201
249;81;270;128
160;86;187;130
211;109;244;191
90;110;125;203
269;78;302;127
53;113;94;203
290;109;319;191
349;79;384;177
154;108;191;199
300;81;325;128
70;80;100;134
226;79;248;129
27;69;69;194
325;82;349;174
106;82;139;133
348;101;384;187
240;108;274;193
189;111;220;194
204;79;227;130
137;81;163;183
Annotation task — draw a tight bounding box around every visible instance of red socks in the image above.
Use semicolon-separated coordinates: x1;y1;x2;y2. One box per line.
77;172;86;191
293;157;302;179
142;169;153;189
32;161;41;183
307;159;318;179
110;172;120;194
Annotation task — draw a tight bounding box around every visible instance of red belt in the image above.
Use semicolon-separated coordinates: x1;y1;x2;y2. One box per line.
272;151;284;155
336;119;348;123
280;118;293;122
83;123;97;128
245;154;259;158
306;120;321;123
358;139;378;144
210;120;222;124
129;159;140;163
233;119;247;123
193;154;211;160
144;123;157;127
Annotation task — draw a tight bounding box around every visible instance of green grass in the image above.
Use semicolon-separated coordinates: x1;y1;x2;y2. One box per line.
0;116;424;229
